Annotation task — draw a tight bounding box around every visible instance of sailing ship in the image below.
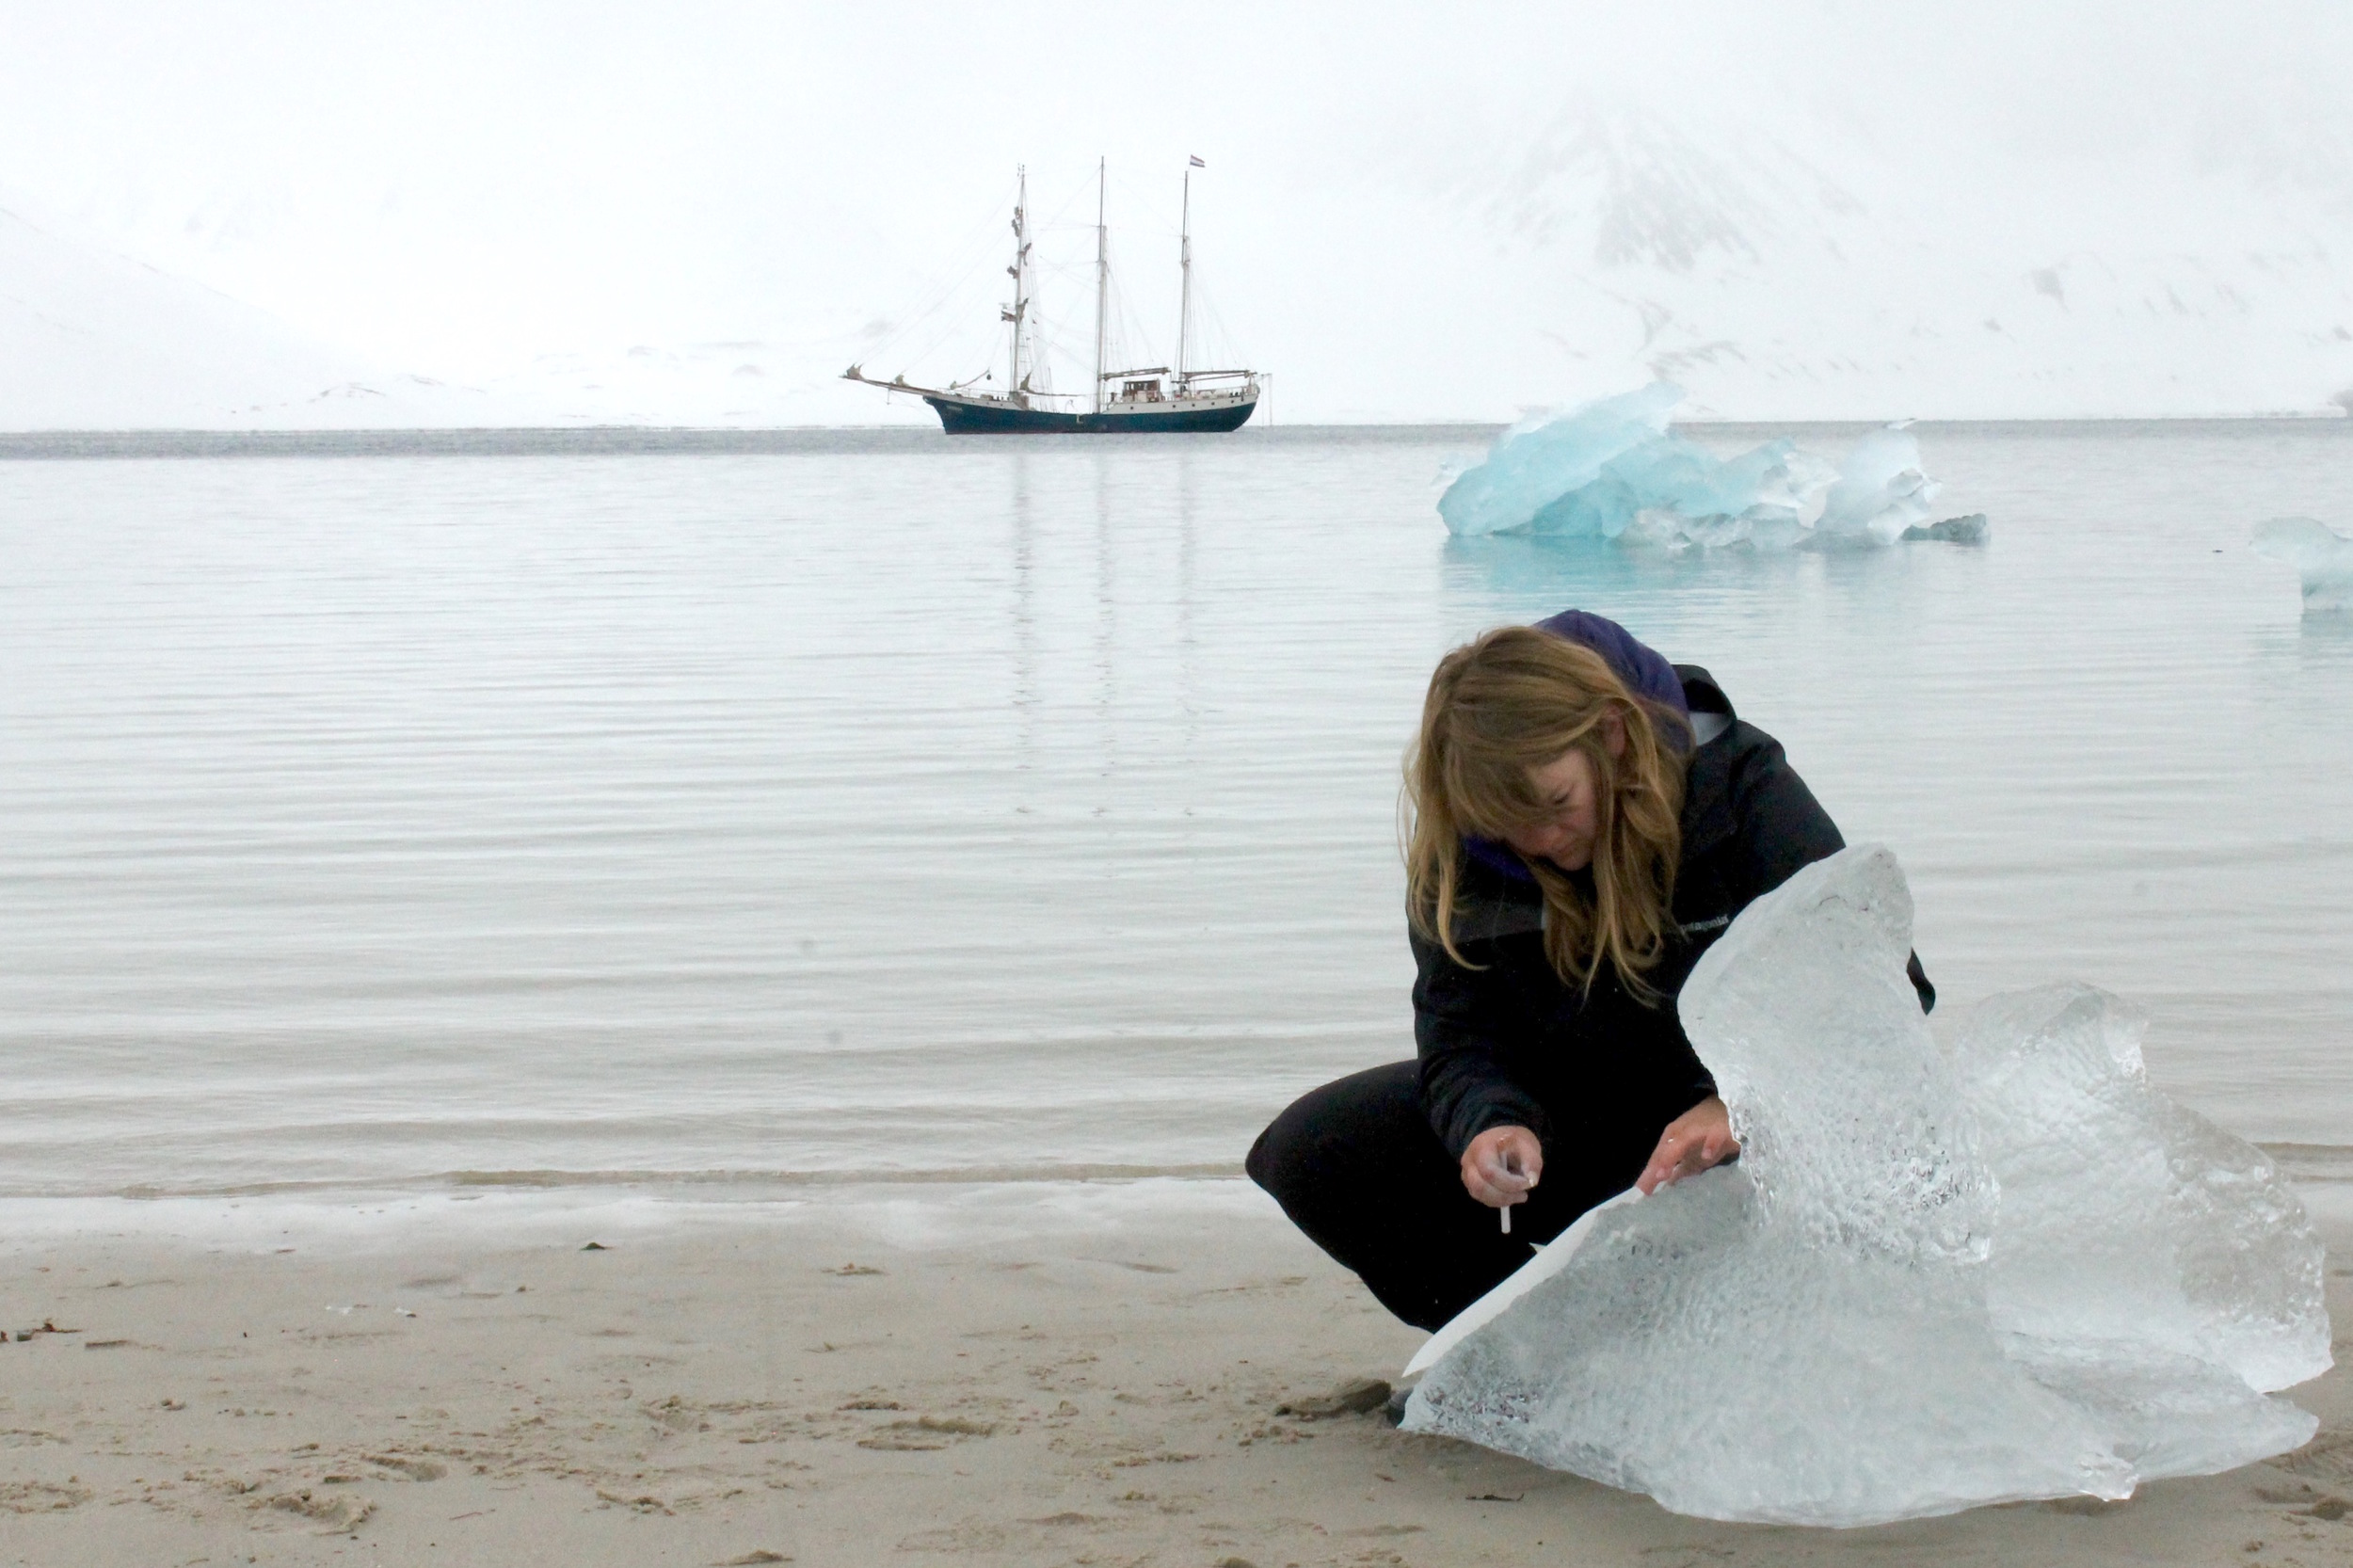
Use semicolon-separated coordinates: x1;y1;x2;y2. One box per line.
845;161;1260;433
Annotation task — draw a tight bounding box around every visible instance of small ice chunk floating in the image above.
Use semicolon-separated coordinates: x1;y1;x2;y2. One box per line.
1401;846;2329;1528
1437;384;1969;549
2252;516;2353;614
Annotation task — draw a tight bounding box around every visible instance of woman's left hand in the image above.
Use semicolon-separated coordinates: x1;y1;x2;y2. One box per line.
1637;1096;1739;1195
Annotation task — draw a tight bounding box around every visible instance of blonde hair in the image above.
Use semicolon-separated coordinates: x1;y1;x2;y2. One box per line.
1404;626;1688;998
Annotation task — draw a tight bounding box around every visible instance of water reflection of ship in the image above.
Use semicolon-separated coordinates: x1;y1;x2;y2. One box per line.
846;160;1260;434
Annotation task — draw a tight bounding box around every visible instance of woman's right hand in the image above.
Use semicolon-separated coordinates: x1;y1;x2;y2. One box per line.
1461;1125;1544;1209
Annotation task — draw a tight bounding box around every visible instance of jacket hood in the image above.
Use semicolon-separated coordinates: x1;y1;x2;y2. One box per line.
1532;609;1689;721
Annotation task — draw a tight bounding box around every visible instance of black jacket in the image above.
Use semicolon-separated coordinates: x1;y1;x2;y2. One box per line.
1411;664;1934;1159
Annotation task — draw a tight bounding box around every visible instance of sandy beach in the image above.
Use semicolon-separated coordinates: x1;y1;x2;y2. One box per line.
0;1177;2346;1568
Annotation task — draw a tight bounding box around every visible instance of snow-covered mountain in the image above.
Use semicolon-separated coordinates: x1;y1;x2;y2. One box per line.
1425;102;2353;420
0;198;927;430
7;4;2352;425
0;201;514;429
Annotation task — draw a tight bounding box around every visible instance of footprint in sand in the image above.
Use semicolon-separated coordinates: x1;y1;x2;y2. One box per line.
856;1416;998;1450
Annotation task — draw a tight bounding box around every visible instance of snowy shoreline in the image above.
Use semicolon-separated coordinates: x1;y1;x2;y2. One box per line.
0;414;2347;461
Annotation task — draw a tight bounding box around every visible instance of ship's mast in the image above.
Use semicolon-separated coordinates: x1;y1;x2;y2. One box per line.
1176;164;1193;391
1003;166;1031;406
1092;158;1108;415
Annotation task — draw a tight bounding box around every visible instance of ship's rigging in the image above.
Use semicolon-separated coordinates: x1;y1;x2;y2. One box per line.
847;160;1260;434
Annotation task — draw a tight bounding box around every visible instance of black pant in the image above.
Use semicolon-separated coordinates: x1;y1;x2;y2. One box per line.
1246;1061;1664;1331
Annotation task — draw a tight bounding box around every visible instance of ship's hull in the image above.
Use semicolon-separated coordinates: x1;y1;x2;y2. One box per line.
923;393;1257;434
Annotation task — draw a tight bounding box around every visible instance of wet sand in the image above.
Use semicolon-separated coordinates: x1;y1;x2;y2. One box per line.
2;1181;2348;1568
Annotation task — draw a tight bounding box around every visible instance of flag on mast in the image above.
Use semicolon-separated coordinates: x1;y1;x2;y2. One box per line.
1189;155;1206;168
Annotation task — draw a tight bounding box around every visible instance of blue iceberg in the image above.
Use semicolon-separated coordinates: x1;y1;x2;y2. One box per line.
2252;516;2353;614
1813;424;1942;544
1438;384;1945;550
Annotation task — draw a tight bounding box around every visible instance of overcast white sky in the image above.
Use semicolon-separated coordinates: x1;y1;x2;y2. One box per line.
5;2;2351;421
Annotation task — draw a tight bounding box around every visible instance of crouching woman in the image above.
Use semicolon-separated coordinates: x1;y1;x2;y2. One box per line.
1246;611;1931;1331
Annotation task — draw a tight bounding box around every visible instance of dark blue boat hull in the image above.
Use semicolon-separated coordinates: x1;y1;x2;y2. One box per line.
924;394;1257;434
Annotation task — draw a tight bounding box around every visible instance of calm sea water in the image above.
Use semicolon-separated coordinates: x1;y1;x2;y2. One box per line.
2;423;2348;1198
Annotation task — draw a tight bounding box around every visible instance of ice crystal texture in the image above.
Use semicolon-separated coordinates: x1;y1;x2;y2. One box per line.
1435;384;1939;548
2252;516;2353;614
1401;846;2328;1527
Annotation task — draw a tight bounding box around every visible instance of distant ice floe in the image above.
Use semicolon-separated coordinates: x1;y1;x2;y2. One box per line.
1901;511;1988;543
1401;845;2329;1528
1438;383;1977;550
2252;517;2353;614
